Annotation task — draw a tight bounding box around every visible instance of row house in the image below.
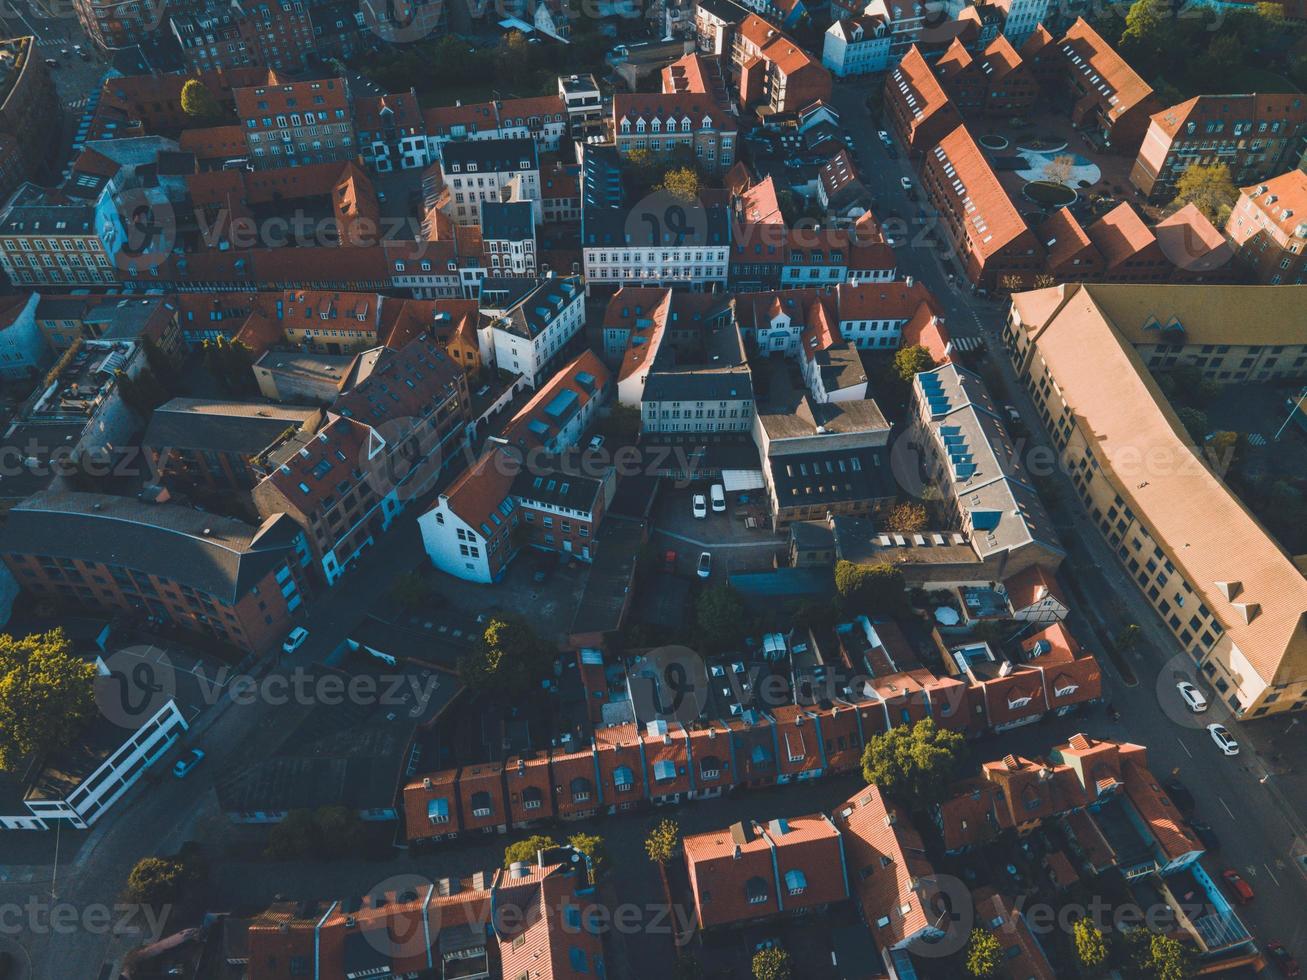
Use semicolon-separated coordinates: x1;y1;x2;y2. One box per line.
245;874;493;980
402;617;1101;844
822;13;892;78
613;56;738;175
884;46;964;157
683;814;849;930
492;858;606;980
355;91;431;173
732;15;833;115
170;0;316;76
478;275;584;385
580;145;731;294
481;201;537;276
424;95;568;159
252;338;469;585
73;0;163;51
0;184;126;288
1130;93;1307;202
0;491;310;652
1056;18;1159;153
919;124;1044;290
234;76;355;169
863;0;924;63
1227;169;1307;285
440;137;541;226
934;35;1039;119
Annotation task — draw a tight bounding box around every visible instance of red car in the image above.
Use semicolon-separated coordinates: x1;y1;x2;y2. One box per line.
663;550;676;574
1267;941;1301;977
1221;868;1254;905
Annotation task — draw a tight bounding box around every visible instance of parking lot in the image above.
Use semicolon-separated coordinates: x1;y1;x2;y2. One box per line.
653;482;786;583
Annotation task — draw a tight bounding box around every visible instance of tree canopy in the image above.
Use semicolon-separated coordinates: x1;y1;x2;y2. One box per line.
894;344;935;382
1073;919;1109;972
656;167;700;203
458;616;552;697
125;855;201;906
860;718;966;812
504;834;558;868
834;560;906;616
645;818;680;864
1173;163;1237;225
886;501;927;534
0;629;96;771
695;584;748;652
752;947;792;980
180;79;221;120
965;929;1002;978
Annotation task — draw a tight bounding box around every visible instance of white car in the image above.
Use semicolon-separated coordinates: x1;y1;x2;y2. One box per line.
710;483;726;513
588;434;605;451
1176;680;1208;713
696;551;712;579
692;494;707;519
899;176;914;191
282;626;310;654
877;130;892;145
1207;723;1239;756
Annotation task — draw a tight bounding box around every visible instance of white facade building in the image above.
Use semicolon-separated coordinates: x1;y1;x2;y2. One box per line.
822;14;892;77
440;138;542;226
478;276;585;386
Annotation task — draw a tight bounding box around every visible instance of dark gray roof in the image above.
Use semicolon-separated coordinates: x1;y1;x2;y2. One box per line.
770;446;895;509
493;277;583;340
441;136;538;173
480;200;535;241
143;399;320;454
511;464;605;513
1;491;303;602
643;366;753;403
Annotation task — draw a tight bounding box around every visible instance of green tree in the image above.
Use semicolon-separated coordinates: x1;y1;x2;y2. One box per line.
125;856;194;906
391;571;433;612
656;166;700;203
458;616;551;696
315;806;365;856
752;947;792;980
1172;163;1237;225
966;929;1002;978
1147;933;1195;980
568;831;609;879
504;834;558;868
1119;0;1168;66
0;630;96;770
115;366;169;416
180;78;221;120
860;718;965;813
265;809;322;860
1074;919;1109;973
1174;405;1209;444
834;560;906;615
695;584;748;652
886;501;927;534
201;335;255;395
645;818;680;864
893;344;935;382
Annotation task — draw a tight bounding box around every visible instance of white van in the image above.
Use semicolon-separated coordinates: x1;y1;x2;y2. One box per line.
710;484;726;513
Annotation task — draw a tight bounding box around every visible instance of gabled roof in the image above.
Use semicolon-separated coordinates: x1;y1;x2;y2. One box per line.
1238;168;1307;239
1058;18;1154;122
498;349;610;451
1086;201;1158;268
928;125;1032;259
971;889;1056;980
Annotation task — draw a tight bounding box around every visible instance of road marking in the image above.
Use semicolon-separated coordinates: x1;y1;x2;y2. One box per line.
1264;864;1281;887
1177;738;1192;758
1218;796;1236;819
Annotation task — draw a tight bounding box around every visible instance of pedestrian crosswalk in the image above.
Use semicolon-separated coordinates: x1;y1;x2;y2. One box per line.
1248;433;1268;447
66;96;90;109
950;335;985;352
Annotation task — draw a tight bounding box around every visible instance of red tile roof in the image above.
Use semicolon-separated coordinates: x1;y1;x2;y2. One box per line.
1238;168;1307;239
684;813;847;929
493;862;604;979
1058;18;1155;124
498;348;611;451
1121;758;1202;861
504;753;557;824
930;125;1032;259
971;888;1056;980
1086;201;1158;268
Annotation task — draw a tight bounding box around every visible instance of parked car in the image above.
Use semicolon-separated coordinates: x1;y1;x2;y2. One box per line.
1190;819;1221;852
877;130;892;146
1162;777;1195;816
692;494;707;519
899;176;914;192
696;551;712;579
1207;723;1239;756
663;550;677;574
588;434;605;451
710;483;726;513
1267;941;1301;977
44;57;58;67
1003;405;1022;426
282;625;310;654
1176;680;1208;712
173;748;205;779
1221;868;1254;904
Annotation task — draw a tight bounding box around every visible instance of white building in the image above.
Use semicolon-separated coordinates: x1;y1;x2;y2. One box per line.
997;0;1047;43
822;13;892;77
480;201;537;276
440;138;541;226
478;276;585;386
863;0;923;64
0;292;46;379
